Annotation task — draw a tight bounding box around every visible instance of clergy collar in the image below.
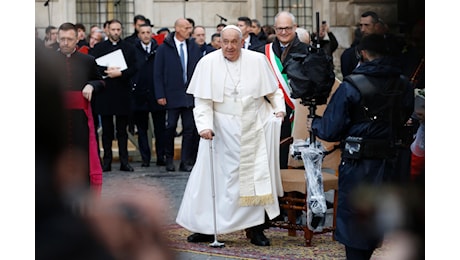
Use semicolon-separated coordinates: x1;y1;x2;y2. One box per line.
58;48;77;58
109;39;120;45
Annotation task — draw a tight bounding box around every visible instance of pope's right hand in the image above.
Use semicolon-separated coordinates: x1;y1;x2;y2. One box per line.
200;129;214;140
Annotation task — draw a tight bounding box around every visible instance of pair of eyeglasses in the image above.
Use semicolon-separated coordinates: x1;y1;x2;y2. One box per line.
274;26;293;33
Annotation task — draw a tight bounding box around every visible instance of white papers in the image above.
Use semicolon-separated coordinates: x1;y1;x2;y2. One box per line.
95;49;128;71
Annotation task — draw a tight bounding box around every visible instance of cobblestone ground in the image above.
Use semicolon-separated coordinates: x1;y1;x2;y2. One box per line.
101;161;236;260
101;160;189;225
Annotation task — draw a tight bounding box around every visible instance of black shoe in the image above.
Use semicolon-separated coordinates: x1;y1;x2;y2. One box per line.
156;159;166;166
141;162;150;167
187;233;214;243
120;164;134;172
102;164;111;172
179;163;193;172
246;227;270;246
245;228;252;239
310;213;325;229
166;161;175;172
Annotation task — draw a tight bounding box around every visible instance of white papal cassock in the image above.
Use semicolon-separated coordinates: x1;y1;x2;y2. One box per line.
176;49;286;234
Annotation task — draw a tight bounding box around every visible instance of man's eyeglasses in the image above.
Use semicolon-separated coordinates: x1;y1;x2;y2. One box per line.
274;26;294;33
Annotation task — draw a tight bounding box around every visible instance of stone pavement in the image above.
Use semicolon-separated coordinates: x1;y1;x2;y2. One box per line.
101;157;335;260
101;160;238;260
101;131;333;259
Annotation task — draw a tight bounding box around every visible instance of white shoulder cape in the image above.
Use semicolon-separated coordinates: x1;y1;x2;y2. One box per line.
187;49;278;102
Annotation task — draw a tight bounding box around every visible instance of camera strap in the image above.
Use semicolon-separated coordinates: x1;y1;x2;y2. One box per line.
344;74;377;104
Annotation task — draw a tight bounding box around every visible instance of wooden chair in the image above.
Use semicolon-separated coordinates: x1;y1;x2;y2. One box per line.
273;137;340;246
271;79;342;247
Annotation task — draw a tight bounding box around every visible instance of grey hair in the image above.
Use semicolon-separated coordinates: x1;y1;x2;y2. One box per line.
274;11;296;25
295;27;310;44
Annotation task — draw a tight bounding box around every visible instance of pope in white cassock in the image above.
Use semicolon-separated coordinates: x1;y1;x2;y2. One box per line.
176;25;286;247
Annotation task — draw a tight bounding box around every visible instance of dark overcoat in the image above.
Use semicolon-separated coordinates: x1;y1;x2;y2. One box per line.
153;32;202;109
131;39;164;112
89;39;137;115
248;32;265;51
340;45;359;78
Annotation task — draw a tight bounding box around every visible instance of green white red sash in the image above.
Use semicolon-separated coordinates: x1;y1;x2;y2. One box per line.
265;43;295;111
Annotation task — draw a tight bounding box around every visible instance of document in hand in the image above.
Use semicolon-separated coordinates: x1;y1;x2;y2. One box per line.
95;49;128;71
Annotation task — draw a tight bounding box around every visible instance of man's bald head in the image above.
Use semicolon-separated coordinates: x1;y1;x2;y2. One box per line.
174;18;192;41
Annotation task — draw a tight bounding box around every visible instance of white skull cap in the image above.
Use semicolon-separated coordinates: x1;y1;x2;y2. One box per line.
221;25;242;38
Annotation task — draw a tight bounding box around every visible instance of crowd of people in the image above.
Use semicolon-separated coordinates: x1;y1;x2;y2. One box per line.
36;9;424;260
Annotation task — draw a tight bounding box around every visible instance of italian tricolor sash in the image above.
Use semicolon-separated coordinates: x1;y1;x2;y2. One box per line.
265;43;296;111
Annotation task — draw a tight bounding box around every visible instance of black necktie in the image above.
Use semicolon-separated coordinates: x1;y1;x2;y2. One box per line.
280;45;286;53
145;46;149;54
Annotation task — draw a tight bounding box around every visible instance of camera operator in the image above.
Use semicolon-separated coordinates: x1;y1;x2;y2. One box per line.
306;33;414;260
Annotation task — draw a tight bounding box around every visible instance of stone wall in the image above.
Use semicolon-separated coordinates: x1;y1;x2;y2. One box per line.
327;0;398;80
35;0;404;80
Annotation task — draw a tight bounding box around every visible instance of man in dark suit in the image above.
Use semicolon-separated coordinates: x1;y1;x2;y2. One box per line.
208;32;221;50
131;23;166;167
124;14;147;46
341;11;380;78
191;25;216;56
154;18;202;172
250;19;268;42
90;19;138;172
237;16;265;51
44;25;59;50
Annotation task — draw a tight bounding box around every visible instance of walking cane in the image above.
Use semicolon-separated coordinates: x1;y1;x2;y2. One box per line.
208;136;225;248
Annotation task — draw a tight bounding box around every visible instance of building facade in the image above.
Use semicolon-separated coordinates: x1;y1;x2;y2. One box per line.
35;0;423;79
